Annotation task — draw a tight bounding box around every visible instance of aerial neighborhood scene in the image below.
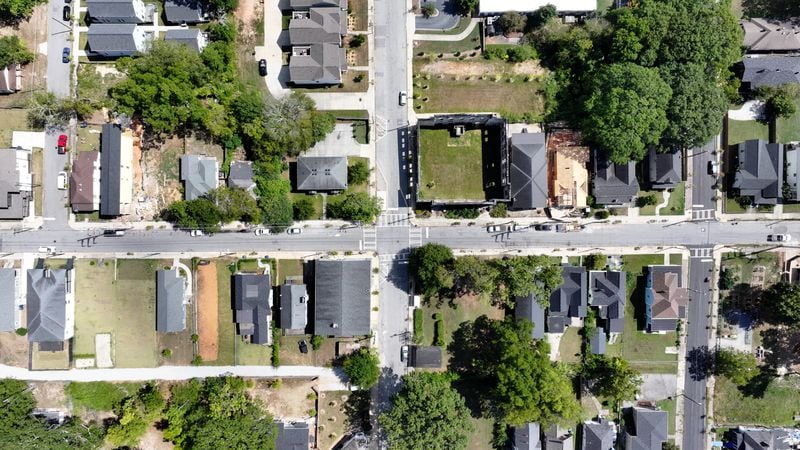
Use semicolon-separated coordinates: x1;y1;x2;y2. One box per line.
3;0;800;448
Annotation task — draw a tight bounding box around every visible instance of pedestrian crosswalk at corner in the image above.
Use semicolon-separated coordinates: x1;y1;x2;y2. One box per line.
362;228;377;251
691;209;715;221
409;227;423;247
689;247;713;259
377;213;410;227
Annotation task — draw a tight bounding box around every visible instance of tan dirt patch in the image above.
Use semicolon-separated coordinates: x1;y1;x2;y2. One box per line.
0;332;28;367
30;381;68;410
197;264;219;361
0;4;48;106
140;425;175;450
249;379;317;419
419;60;545;77
235;0;259;38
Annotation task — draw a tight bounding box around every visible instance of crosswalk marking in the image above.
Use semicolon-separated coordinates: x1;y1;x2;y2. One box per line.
691;209;715;221
377;213;410;227
409;228;423;247
363;228;377;251
379;252;409;263
689;247;713;258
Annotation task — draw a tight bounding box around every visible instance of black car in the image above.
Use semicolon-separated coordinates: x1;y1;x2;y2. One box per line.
534;224;555;231
298;340;308;354
258;59;267;76
63;5;70;21
61;47;70;63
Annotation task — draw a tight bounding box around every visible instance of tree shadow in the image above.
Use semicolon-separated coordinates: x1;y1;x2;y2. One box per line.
742;0;800;19
737;367;775;399
686;346;713;381
447;316;496;418
342;390;372;434
760;327;800;368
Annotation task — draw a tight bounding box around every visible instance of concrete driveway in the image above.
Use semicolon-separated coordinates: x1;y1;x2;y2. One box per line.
258;0;291;99
415;0;461;31
639;374;677;401
306;123;363;157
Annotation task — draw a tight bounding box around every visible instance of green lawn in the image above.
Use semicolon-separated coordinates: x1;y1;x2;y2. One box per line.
418;129;485;201
276;259;305;285
777;95;800;143
466;417;495;450
714;375;800;426
662;182;685;215
289;192;324;220
621;254;664;274
352;121;368;144
326;110;369;120
724;196;749;214
421;295;505;353
415;26;481;55
558;326;582;363
782;203;800;213
637;190;660;215
76;124;102;152
74;259;161;368
0;109;30;147
727;118;769;147
656;398;677;435
67;381;142;413
213;259;236;366
597;0;614;11
237;342;270;365
721;252;780;286
669;253;683;265
417;16;473;35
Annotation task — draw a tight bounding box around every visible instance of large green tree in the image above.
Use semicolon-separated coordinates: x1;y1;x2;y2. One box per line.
326;192;382;223
253;159;293;232
583;355;643;405
380;372;473;450
494;255;563;307
0;0;45;21
448;317;580;426
763;282;800;325
715;349;759;386
208;186;262;224
453;256;500;297
106;384;165;448
582;63;672;163
164;198;223;231
260;93;335;158
409;243;455;298
0;35;33;67
343;348;381;389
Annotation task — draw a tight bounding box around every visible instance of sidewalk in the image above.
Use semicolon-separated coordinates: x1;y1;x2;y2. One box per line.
414;18;480;41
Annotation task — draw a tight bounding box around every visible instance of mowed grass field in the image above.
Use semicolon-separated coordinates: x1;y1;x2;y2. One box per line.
212;259;236;366
418;129;485;201
74;259;161;368
715;375;800;426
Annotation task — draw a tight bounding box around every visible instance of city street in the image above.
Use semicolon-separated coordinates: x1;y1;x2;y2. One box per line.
690;136;719;221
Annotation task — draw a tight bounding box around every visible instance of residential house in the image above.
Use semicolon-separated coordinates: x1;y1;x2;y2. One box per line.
0;148;32;220
582;418;615;450
733;139;783;205
280;282;308;333
512;423;541;450
590;328;606;355
623;406;668;450
0;269;17;332
86;0;150;23
234;273;273;345
70;150;100;213
99;123;134;216
295;156;348;192
228;160;256;192
786;144;800;201
588;270;625;335
156;269;187;333
592;149;639;206
410;346;442;368
87;24;148;57
0;65;20;94
164;0;207;25
313;259;370;337
516;293;545;339
287;0;347;85
726;426;800;449
548;130;589;209
509;132;548;210
646;147;682;190
742;56;800;89
742;19;800;53
547;265;587;333
27;261;75;349
164;28;207;52
180;155;219;200
542;425;573;450
275;421;310;450
478;0;595;16
645;265;689;333
288;43;347;86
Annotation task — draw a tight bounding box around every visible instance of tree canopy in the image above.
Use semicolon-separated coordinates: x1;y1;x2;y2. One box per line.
0;0;45;22
208;186;262;224
343;348;381;389
715;349;759;386
763;282;800;325
0;36;33;67
326;192;382;223
582;355;643;405
164;197;223;231
259;92;335;158
107;384;165;448
380;372;473;450
409;243;455;298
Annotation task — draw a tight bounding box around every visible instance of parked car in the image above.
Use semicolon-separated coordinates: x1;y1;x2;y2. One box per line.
487;225;501;233
189;229;204;237
61;47;70;63
510;224;525;232
287;227;302;235
399;91;408;106
401;345;409;362
37;246;55;253
56;134;67;154
254;228;270;236
708;161;719;176
103;229;125;236
534;224;555;231
63;5;70;21
258;59;267;76
56;171;67;190
768;234;791;242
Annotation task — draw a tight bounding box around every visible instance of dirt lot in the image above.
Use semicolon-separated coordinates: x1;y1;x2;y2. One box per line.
197;264;219;362
419;59;545;77
140;426;174;450
30;381;68;409
249;379;317;419
0;332;28;367
0;4;48;107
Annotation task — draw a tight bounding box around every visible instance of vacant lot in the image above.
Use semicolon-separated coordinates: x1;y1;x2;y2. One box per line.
318;390;364;450
421;294;505;358
727;118;768;148
249;378;317;419
715;375;800;426
213;259;236;365
418;129;485;201
67;381;142;413
197;263;219;362
74;259;160;368
0;332;28;367
279;335;338;366
0;109;29;148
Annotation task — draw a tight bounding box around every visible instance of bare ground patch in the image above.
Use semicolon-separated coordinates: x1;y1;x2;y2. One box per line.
419;59;545;77
197;264;219;362
249;378;316;419
30;381;68;410
140;426;174;450
0;332;29;367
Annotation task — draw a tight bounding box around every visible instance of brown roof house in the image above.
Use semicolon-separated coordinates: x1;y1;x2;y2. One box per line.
70;151;100;212
547;129;588;209
645;265;689;333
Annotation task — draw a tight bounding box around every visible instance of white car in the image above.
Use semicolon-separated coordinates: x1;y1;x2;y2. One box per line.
401;345;409;362
254;228;270;236
57;171;67;190
287;228;302;235
189;229;204;237
37;246;55;253
768;234;791;242
399;91;408;106
487;225;503;233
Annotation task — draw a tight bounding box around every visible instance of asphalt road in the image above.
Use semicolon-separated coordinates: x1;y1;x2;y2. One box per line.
42;130;70;226
414;0;460;31
690;136;719;221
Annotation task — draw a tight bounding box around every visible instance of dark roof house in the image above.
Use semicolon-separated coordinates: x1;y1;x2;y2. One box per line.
164;0;206;24
280;282;308;332
645;266;689;333
582;418;615;450
0;269;17;332
27;262;75;344
314;259;370;337
0;148;32;220
164;28;207;52
99;123;136;216
623;406;668;450
512;423;542;450
70;150;99;213
180;155;219;200
86;0;150;23
234;274;273;345
275;421;310;450
742;18;800;53
543;425;573;450
156;269;186;333
290;0;346;9
727;426;799;450
742;56;800;89
288;7;346;46
590;328;606;355
733;139;783;205
592;149;639;206
646;147;682;190
87;24;147;57
288;43;346;86
516;293;546;339
228;160;256;192
547;265;587;333
510;132;548;210
589;270;625;334
295;156;348;191
410;346;442;368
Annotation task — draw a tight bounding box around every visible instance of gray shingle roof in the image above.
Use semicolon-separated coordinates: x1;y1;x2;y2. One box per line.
582;419;615;450
516;293;545;339
156;269;186;333
510;132;548;210
543;425;573;450
228;160;256;191
410;345;442;368
290;0;346;9
234;274;272;344
314;259;370;337
289;43;346;85
71;150;99;213
742;56;800;88
731;427;797;450
0;149;31;220
0;269;16;332
275;421;310;450
87;0;145;23
624;407;668;450
87;24;141;55
100;124;122;216
513;423;542;450
592;149;639;206
180;155;218;200
647;147;681;189
164;28;204;52
548;265;587;332
27;267;70;343
296;156;348;191
590;328;606;355
733;139;783;204
280;282;308;331
288;7;345;45
743;19;800;53
164;0;205;24
589;270;625;334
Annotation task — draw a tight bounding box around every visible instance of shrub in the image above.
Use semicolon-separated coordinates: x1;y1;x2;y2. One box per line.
14;327;27;336
413;309;424;344
489;203;508;218
272;378;282;389
348;159;370;185
434;317;445;347
349;34;365;48
311;335;324;351
293;197;316;220
595;210;610;220
272;327;281;367
636;194;658;208
720;267;736;290
191;355;203;365
161;349;172;358
190;334;199;343
444;208;480;219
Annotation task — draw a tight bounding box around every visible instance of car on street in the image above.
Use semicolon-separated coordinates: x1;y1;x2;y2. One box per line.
287;227;302;235
401;345;409;362
56;171;67;190
63;5;70;21
254;228;270;236
399;91;407;105
258;59;267;76
37;246;55;253
189;229;204;237
103;229;126;236
61;47;70;63
487;225;501;233
57;134;67;154
708;161;719;176
511;224;525;232
534;224;555;231
768;234;791;242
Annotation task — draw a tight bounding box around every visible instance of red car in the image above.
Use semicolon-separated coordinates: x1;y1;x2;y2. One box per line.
57;134;67;154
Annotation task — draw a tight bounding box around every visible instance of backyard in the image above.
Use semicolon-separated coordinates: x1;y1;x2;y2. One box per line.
714;375;800;426
417;128;487;201
73;259;162;368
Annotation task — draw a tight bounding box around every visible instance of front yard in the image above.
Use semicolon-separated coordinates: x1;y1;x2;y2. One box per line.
0;108;29;147
637;182;685;216
420;294;505;360
714;375;800;426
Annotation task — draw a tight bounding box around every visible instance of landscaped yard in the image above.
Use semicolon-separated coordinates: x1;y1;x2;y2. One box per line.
73;259;161;368
418;128;485;201
727;118;769;148
656;398;676;435
721;252;779;287
714;375;800;426
558;326;582;363
421;294;505;352
414;26;481;55
637;183;685;216
0;108;29;147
